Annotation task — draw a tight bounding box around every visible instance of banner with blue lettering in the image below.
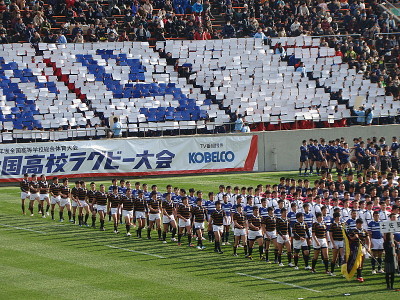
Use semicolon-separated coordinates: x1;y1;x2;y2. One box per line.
0;135;258;182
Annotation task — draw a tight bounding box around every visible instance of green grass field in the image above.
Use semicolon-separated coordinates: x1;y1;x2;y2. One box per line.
0;171;396;300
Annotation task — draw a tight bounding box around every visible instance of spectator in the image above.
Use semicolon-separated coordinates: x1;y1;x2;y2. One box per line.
353;106;366;125
56;31;67;44
254;27;267;40
222;21;235;38
73;32;84;43
110;117;122;138
234;114;244;132
192;0;203;14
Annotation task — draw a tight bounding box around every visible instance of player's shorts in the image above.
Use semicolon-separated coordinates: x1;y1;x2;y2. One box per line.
277;234;290;244
78;201;88;208
110;207;118;215
332;240;344;249
39;193;49;201
149;213;161;221
194;222;204;230
340;158;349;164
122;210;133;218
71;200;79;207
213;225;223;233
51;196;61;205
135;211;146;219
30;193;40;201
265;230;277;240
313;238;328;249
178;218;191;228
223;216;232;226
234;228;246;236
248;230;263;240
300;156;308;162
293;239;308;250
60;198;70;207
372;238;384;250
163;215;175;224
21;192;30;199
97;205;107;212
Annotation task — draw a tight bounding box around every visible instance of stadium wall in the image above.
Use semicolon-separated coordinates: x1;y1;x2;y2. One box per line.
261;125;400;171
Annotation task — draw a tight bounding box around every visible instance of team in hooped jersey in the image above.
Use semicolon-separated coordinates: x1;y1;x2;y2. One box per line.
19;163;400;284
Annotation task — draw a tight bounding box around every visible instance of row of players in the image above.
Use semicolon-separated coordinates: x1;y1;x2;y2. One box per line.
19;175;400;283
299;136;400;176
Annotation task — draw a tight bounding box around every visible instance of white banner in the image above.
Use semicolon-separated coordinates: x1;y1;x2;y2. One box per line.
380;221;400;233
0;135;258;182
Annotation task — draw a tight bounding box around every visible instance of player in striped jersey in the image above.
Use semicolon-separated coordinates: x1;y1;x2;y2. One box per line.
311;212;330;274
232;204;247;256
20;173;30;215
87;182;97;227
147;191;162;240
262;207;278;263
94;184;108;231
221;194;233;245
368;211;384;274
49;177;61;221
71;181;80;224
292;213;311;270
211;201;225;254
28;174;40;217
134;191;147;238
39;175;50;217
192;198;206;249
177;197;193;247
329;212;344;276
276;208;293;267
59;178;72;222
162;193;177;243
120;188;134;236
77;181;89;227
108;187;121;233
247;206;264;260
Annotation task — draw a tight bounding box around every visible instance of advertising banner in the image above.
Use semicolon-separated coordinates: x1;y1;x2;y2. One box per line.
0;135;258;182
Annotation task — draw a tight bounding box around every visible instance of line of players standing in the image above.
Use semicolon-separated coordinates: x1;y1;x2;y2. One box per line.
299;136;400;177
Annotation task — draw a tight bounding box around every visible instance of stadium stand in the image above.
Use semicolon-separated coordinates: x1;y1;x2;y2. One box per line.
0;0;400;142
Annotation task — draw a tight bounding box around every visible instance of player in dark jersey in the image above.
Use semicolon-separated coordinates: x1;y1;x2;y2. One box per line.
329;212;344;275
120;189;134;236
77;181;90;227
39;174;50;217
292;213;311;270
71;181;80;224
162;192;177;243
87;182;97;227
262;207;278;263
348;219;370;282
276;208;293;267
299;140;309;176
20;173;30;215
94;184;108;231
232;204;247;256
147;191;162;240
247;206;264;260
177;197;193;247
134;191;147;238
211;201;225;254
108;187;121;233
311;212;330;274
49;177;61;221
192;198;206;250
59;178;72;222
28;174;40;217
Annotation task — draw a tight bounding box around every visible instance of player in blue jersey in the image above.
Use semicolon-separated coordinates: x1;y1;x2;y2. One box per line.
346;209;358;231
303;203;313;245
205;192;216;242
307;139;316;175
221;194;233;245
244;196;255;219
299;140;309;176
368;211;384;274
259;198;269;218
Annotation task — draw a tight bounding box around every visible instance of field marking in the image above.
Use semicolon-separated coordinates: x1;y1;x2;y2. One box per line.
0;223;46;234
104;245;166;259
236;272;322;293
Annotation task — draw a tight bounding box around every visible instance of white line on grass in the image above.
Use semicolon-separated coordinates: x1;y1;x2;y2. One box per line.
236;272;322;293
0;223;46;234
104;245;166;259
